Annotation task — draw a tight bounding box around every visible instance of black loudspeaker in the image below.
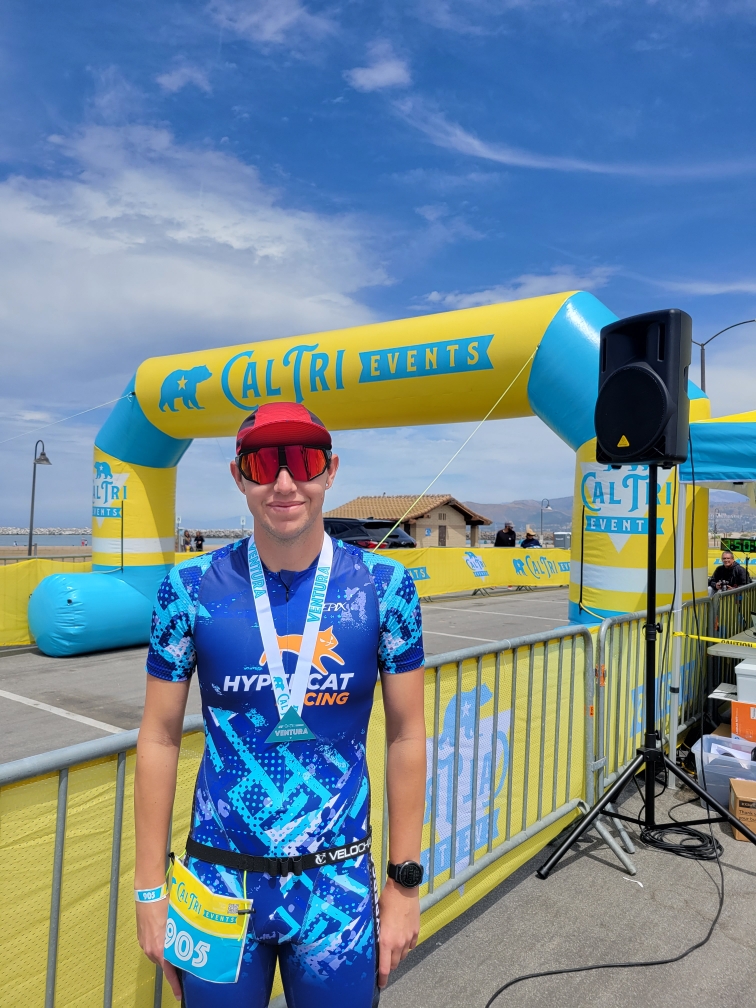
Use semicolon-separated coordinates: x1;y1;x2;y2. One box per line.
594;309;692;466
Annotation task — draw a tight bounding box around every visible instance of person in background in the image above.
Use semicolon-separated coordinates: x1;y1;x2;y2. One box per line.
193;530;205;553
182;529;192;552
709;550;750;592
494;522;516;547
521;529;541;548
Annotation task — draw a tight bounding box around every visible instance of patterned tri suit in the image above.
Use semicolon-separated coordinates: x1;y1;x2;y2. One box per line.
146;536;424;1008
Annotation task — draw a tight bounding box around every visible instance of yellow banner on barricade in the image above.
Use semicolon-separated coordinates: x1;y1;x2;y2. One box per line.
0;549;569;648
0;627;589;1005
380;547;570;596
0;559;93;646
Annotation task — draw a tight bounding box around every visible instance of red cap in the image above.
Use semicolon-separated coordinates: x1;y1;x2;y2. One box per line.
236;403;332;453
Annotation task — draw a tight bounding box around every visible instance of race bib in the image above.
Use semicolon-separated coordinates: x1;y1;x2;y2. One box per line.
164;857;253;984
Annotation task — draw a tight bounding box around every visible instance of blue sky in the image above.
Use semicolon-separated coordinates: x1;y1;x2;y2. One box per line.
1;0;755;528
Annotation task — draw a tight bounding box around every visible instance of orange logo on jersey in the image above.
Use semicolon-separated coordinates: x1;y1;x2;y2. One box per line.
260;626;344;674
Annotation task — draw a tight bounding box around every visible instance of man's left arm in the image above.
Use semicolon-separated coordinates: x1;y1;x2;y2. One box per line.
378;666;427;989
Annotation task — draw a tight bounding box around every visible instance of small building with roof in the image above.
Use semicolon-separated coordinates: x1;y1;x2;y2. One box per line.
324;495;491;547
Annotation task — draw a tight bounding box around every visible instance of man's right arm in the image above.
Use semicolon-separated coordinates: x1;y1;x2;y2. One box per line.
134;675;190;1001
134;564;199;1001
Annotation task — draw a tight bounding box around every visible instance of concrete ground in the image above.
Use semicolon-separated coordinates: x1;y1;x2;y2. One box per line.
383;779;756;1008
421;586;570;653
0;587;570;762
0;645;203;761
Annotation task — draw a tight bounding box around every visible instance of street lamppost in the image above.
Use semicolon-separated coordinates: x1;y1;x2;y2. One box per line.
540;498;552;543
27;440;52;557
693;319;755;392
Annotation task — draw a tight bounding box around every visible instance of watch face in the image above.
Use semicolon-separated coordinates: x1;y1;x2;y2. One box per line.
397;861;424;888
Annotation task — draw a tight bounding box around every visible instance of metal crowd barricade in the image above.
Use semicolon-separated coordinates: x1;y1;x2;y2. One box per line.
413;625;594;915
0;717;204;1008
0;554;92;565
0;625;597;1008
708;581;756;687
594;596;711;795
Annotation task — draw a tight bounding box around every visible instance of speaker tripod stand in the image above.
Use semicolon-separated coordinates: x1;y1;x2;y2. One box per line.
537;463;756;881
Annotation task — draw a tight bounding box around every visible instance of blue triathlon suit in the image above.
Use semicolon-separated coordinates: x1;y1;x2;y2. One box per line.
146;536;424;1008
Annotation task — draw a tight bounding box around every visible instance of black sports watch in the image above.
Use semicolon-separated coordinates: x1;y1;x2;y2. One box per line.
387;860;424;889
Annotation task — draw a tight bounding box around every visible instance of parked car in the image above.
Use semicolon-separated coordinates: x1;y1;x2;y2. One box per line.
323;518;416;549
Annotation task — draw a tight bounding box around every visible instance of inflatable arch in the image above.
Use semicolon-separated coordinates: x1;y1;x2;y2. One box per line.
29;290;710;656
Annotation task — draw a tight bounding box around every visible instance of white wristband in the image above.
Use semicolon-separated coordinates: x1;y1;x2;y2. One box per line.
134;883;168;903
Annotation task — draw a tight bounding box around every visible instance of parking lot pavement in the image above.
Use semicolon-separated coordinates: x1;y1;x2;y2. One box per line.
0;647;201;763
382;780;756;1008
0;587;572;763
421;587;571;657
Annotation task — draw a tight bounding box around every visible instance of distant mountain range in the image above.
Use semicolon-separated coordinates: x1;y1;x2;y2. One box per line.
466;489;756;535
464;498;573;532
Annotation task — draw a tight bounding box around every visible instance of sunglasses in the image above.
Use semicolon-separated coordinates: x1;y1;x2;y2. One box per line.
236;445;332;485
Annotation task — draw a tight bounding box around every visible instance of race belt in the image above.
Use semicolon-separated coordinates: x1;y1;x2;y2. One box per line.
185;833;372;877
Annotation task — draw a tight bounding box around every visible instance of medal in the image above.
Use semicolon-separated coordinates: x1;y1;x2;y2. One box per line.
247;534;333;744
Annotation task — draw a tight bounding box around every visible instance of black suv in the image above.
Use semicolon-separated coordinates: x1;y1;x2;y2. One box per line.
323;518;416;549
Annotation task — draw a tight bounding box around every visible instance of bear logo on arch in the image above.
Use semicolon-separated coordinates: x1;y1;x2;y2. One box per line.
159;365;213;412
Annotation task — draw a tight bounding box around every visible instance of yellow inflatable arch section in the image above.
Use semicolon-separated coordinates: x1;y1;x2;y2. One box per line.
28;291;709;655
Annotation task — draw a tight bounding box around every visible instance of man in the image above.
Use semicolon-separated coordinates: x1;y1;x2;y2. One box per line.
709;549;751;592
193;530;205;553
521;529;541;548
134;402;426;1008
494;522;516;547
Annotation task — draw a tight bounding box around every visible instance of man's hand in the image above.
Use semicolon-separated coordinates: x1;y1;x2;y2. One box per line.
377;878;420;989
135;901;182;1001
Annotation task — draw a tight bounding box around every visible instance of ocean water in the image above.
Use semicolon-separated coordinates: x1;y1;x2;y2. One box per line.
0;534;91;547
0;534;242;550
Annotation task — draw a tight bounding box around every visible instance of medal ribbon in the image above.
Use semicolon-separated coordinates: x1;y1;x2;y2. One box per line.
247;534;333;718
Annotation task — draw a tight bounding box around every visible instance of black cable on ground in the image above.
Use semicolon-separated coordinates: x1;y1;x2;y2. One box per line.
639;822;723;860
483;858;724;1006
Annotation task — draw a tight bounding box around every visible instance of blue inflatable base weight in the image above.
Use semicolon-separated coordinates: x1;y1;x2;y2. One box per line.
29;571;156;657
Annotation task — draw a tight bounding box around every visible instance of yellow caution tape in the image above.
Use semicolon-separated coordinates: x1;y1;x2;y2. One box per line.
672;630;756;649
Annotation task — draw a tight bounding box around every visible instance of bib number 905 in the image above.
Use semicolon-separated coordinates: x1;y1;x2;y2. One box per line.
164;919;210;967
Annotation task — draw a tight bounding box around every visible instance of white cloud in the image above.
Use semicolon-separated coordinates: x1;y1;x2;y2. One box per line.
626;267;756;295
416;0;756;34
344;41;411;93
655;278;756;295
415;0;492;34
89;66;144;123
208;0;336;46
0;124;384;405
415;203;448;222
0;124;388;523
391;167;506;190
156;63;212;94
394;97;756;180
418;265;616;310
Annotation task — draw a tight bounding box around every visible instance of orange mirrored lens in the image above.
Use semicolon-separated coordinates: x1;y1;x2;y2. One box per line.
238;446;329;483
